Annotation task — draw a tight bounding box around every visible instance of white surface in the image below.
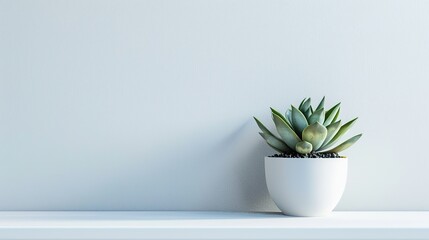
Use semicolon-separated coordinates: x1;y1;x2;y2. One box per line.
1;0;429;211
265;157;347;216
0;211;428;240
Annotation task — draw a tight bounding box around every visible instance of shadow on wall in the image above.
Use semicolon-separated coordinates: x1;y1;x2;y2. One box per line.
205;119;277;211
79;118;278;211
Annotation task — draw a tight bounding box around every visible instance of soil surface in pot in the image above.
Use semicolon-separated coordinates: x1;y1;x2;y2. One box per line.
270;152;344;158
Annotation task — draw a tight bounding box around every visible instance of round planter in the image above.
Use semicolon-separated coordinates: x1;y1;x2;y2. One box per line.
265;157;347;217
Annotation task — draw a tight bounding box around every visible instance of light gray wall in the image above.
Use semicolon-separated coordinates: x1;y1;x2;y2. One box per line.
1;0;428;211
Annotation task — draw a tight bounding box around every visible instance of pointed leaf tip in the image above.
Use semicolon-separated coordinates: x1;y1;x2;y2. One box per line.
270;107;289;125
315;96;325;111
299;98;307;109
319;117;358;151
324;102;341;126
300;98;312;113
308;107;325;125
324;134;362;153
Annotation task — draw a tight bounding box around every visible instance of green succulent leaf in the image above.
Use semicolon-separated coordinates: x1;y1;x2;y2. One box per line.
325;102;339;116
320;120;342;149
304;107;312;118
259;132;292;153
272;112;301;149
254;116;289;147
332;107;340;123
291;105;309;135
308;108;325;125
296;141;313;154
285;109;292;125
270;107;291;127
324;103;341;126
254;117;273;135
256;97;361;155
299;98;307;109
324;134;362;153
316;96;325;111
299;98;311;113
320;117;358;150
302;122;328;150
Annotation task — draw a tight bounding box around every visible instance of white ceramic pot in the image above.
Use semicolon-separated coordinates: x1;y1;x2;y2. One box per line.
265;157;348;217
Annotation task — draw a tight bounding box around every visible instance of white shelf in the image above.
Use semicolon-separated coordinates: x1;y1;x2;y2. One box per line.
0;211;428;239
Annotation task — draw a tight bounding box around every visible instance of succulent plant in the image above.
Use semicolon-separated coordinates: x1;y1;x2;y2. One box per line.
254;97;362;155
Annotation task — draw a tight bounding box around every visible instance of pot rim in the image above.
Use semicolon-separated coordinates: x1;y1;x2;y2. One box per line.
265;156;348;160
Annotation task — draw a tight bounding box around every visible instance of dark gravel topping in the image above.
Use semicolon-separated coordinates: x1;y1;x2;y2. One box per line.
270;152;343;158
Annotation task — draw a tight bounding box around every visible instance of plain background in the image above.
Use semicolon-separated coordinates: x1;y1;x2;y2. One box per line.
1;0;428;211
